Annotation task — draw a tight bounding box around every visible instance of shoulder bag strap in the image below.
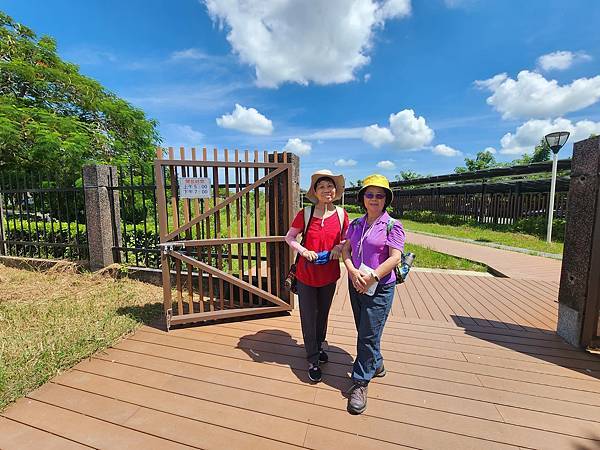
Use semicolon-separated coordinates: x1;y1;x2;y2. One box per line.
295;206;315;264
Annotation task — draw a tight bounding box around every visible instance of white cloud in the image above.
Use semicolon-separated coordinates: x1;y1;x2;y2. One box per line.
389;109;435;148
377;160;396;170
483;146;497;154
444;0;476;8
283;138;311;156
127;82;244;113
362;109;434;150
170;48;209;60
432;144;462;157
161;124;205;146
306;127;364;140
204;0;411;87
499;118;600;154
216;104;274;135
334;158;358;167
63;46;117;65
362;124;395;148
537;51;592;71
475;70;600;119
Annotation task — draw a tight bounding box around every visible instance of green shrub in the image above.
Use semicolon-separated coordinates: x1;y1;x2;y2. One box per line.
398;210;566;242
400;210;478;227
2;219;88;259
513;216;565;242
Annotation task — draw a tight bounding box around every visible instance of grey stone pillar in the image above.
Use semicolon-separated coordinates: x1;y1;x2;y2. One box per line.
0;193;6;255
83;165;122;271
557;136;600;347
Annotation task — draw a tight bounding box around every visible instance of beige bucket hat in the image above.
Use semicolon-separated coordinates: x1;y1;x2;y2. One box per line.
305;169;345;203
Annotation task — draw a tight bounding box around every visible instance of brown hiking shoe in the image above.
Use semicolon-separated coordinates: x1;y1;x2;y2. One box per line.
374;363;386;378
347;382;368;414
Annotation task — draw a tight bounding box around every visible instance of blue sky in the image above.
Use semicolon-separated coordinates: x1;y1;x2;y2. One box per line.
4;0;600;188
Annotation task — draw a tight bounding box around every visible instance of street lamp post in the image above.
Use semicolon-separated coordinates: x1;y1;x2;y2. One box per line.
544;131;570;243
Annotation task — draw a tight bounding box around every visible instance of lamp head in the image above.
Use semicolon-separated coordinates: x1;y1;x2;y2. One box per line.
544;131;570;154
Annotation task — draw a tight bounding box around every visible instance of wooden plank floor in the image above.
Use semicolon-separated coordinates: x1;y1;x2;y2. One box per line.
2;271;599;449
333;269;559;332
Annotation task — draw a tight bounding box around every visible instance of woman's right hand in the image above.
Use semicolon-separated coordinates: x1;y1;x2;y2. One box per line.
302;250;318;262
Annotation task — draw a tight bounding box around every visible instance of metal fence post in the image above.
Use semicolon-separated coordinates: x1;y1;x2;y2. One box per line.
83;165;122;271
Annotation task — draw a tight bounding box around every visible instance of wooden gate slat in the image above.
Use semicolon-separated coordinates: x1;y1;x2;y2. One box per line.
224;149;234;308
264;150;272;297
254;150;263;306
180;147;194;313
244;150;253;305
164;166;287;242
168;250;291;309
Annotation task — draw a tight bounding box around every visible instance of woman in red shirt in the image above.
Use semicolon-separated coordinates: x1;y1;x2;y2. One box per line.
285;169;349;382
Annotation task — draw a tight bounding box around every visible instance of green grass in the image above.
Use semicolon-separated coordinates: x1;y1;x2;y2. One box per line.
347;212;563;256
404;242;487;272
0;264;163;411
400;219;563;255
347;212;487;272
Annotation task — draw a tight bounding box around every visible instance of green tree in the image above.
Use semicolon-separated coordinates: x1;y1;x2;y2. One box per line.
395;170;421;181
511;138;550;165
455;149;497;173
0;12;160;183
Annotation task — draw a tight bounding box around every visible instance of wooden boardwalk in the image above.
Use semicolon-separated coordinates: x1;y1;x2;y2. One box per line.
2;269;600;449
2;236;599;449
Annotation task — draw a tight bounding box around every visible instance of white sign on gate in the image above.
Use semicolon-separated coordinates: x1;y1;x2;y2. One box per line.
178;177;211;199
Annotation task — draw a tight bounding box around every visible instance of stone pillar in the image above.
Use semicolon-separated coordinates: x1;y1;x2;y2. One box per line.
83;165;122;271
0;193;6;255
557;136;600;347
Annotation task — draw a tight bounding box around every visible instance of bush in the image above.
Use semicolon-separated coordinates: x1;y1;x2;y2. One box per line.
398;210;566;242
400;210;478;227
513;216;565;242
3;219;88;259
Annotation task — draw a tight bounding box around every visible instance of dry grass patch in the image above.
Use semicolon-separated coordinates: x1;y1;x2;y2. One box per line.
0;263;163;411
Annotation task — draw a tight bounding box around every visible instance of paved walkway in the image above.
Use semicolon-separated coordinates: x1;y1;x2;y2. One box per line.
407;231;563;283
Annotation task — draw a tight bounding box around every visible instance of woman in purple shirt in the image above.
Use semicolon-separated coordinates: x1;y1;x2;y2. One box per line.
341;174;405;415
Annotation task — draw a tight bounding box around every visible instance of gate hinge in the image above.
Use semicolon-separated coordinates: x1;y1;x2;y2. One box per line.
165;308;172;331
160;242;185;253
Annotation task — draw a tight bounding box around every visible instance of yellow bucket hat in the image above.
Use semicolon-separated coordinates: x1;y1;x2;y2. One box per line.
358;173;393;203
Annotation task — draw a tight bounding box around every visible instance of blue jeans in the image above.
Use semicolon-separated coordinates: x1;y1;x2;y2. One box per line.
349;281;395;383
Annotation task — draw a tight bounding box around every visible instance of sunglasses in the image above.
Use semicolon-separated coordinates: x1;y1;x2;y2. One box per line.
364;192;386;199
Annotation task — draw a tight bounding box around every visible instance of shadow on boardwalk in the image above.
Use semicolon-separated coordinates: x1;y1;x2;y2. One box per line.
451;315;600;382
237;329;355;392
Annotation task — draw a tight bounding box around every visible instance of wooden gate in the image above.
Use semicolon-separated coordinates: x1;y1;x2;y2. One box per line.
154;147;299;329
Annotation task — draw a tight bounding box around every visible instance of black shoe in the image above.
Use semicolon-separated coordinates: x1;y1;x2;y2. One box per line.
318;350;329;364
308;365;322;382
374;363;386;378
347;382;368;414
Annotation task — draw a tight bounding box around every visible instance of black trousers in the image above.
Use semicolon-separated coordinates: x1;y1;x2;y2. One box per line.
296;280;336;365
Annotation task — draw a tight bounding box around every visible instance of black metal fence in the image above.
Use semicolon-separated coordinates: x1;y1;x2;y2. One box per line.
0;172;89;260
343;160;571;226
391;178;570;224
108;165;161;268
